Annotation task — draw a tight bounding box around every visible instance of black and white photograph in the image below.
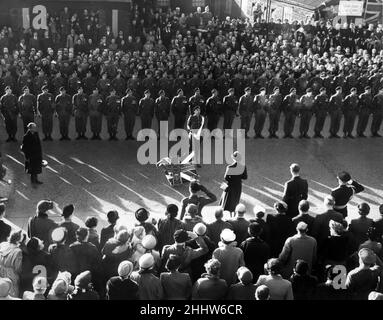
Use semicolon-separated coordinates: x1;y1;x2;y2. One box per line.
0;0;383;310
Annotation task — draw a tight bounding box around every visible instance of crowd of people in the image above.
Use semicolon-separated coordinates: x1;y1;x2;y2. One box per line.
0;162;383;300
0;4;383;142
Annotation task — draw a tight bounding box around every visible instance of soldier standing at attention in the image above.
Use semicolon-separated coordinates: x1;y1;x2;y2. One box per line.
222;88;237;131
282;88;299;138
371;87;383;137
155;89;171;135
121;88;138;140
72;87;89;140
88;87;104;140
313;87;329;138
111;71;126;97
253;87;268;139
299;88;314;139
55;87;73;141
268;87;282;138
97;73;111;99
357;86;372;138
37;86;55;141
171;89;188;129
206;89;222;132
238;87;253;139
328;86;343;138
105;88;121;141
189;88;205;116
139;89;155;130
18;86;36;133
343;87;359;138
0;86;19;142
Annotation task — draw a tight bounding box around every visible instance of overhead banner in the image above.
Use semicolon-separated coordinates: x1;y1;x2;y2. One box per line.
338;0;364;16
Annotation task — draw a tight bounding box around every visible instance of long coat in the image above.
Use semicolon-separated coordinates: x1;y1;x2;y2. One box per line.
220;162;248;213
21;130;42;175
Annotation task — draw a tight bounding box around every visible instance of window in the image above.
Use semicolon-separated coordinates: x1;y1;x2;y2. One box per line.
192;0;205;7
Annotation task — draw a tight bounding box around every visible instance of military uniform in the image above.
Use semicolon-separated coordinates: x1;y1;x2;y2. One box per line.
238;92;253;137
97;78;111;98
121;92;138;139
55;92;73;139
88;92;104;138
205;93;222;132
111;76;126;97
253;92;268;138
139;95;155;129
189;93;205;115
72;91;89;138
343;91;359;137
82;75;97;96
268;89;283;138
67;75;82;96
171;94;188;129
51;74;66;96
105;94;121;139
155;94;171;131
371;91;383;137
313;91;329;137
222;92;237;130
328;90;343;137
357;89;372;137
331;180;365;218
282;91;299;138
19;92;36;132
299;92;314;137
0;92;19;140
37;91;55;139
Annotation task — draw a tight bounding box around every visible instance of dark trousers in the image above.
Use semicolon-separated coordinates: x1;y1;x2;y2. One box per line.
283;112;296;136
207;114;220;131
240;114;250;135
223;111;235;129
75;114;88;135
357;110;370;135
269;110;280;135
314;111;327;135
329;110;342;136
90;114;102;135
124;113;136;137
4;115;17;137
254;109;266;136
299;110;312;135
22;115;34;133
141;115;152;129
174;115;186;129
371;111;382;134
41;114;53;136
106;115;119;136
58;114;71;137
343;111;357;135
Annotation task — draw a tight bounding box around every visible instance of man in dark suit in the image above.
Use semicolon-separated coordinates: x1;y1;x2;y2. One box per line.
0;203;11;243
282;163;308;218
331;171;364;218
100;210;119;250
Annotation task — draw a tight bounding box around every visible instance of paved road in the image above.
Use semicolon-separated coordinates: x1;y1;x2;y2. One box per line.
0;114;382;233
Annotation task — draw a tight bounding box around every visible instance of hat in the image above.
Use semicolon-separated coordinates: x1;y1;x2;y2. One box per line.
306;88;312;93
75;271;92;288
237;266;253;284
274;201;288;212
365;86;371;91
139;253;155;269
126;88;132;93
52;279;68;296
244;87;251;92
42;85;48;91
59;86;65;92
4;86;10;91
118;260;134;278
297;221;308;232
158;89;165;95
369;291;383;300
62;204;74;218
337;171;351;183
33;276;47;292
235;203;246;215
220;228;236;242
107;210;119;223
259;87;266;92
51;227;66;243
320;87;326;92
193;223;207;236
335;86;341;91
0;278;12;298
290;87;296;93
228;88;234;93
37;200;53;213
358;202;370;215
358;248;376;265
144;89;150;94
273;86;280;92
23;86;29;91
174;229;189;243
141;234;157;250
195;87;200;93
351;87;357;92
135;208;149;222
186;204;198;216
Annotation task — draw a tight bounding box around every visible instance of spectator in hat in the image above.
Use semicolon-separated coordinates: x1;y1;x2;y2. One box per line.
240;222;270;282
160;254;192;300
292;200;315;235
134;208;158;238
192;258;228;300
22;276;47;300
266;201;295;257
289;259;317;300
226;267;257;300
255;258;294;300
255;285;270;300
85;216;100;250
59;204;79;245
314;265;350;300
106;260;139;300
346;248;382;300
227;203;250;245
0;203;11;243
250;207;270;243
27;200;57;250
0;278;20;300
0;230;24;297
180;181;217;220
206;207;232;248
161;229;208;275
368;291;383;300
47;272;72;300
359;227;383;258
68;270;100;300
100;210;119;249
349;203;374;247
132;234;161;274
279;222;317;278
157;204;185;251
183;204;204;232
212;229;245;286
131;253;164;300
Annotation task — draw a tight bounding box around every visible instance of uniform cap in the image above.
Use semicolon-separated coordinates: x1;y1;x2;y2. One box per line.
23;86;29;91
141;234;157;250
273;87;280;92
365;86;371;91
144;89;150;94
42;85;48;91
4;86;10;91
244;87;251;92
259;87;266;92
290;87;296;93
351;87;357;92
59;86;65;92
220;228;236;242
194;87;200;93
211;88;217;94
228;88;235;93
139;253;155;269
126;88;132;93
118;260;134;278
320;87;326;92
177;88;183;94
335;86;341;91
158;89;165;95
337;171;351;183
193;223;207;236
306;88;312;93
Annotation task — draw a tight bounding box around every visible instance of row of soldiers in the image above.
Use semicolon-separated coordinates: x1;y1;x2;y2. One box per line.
0;84;382;141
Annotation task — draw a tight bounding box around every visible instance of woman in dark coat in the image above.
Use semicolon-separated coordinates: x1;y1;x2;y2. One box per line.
21;122;43;184
220;151;247;214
